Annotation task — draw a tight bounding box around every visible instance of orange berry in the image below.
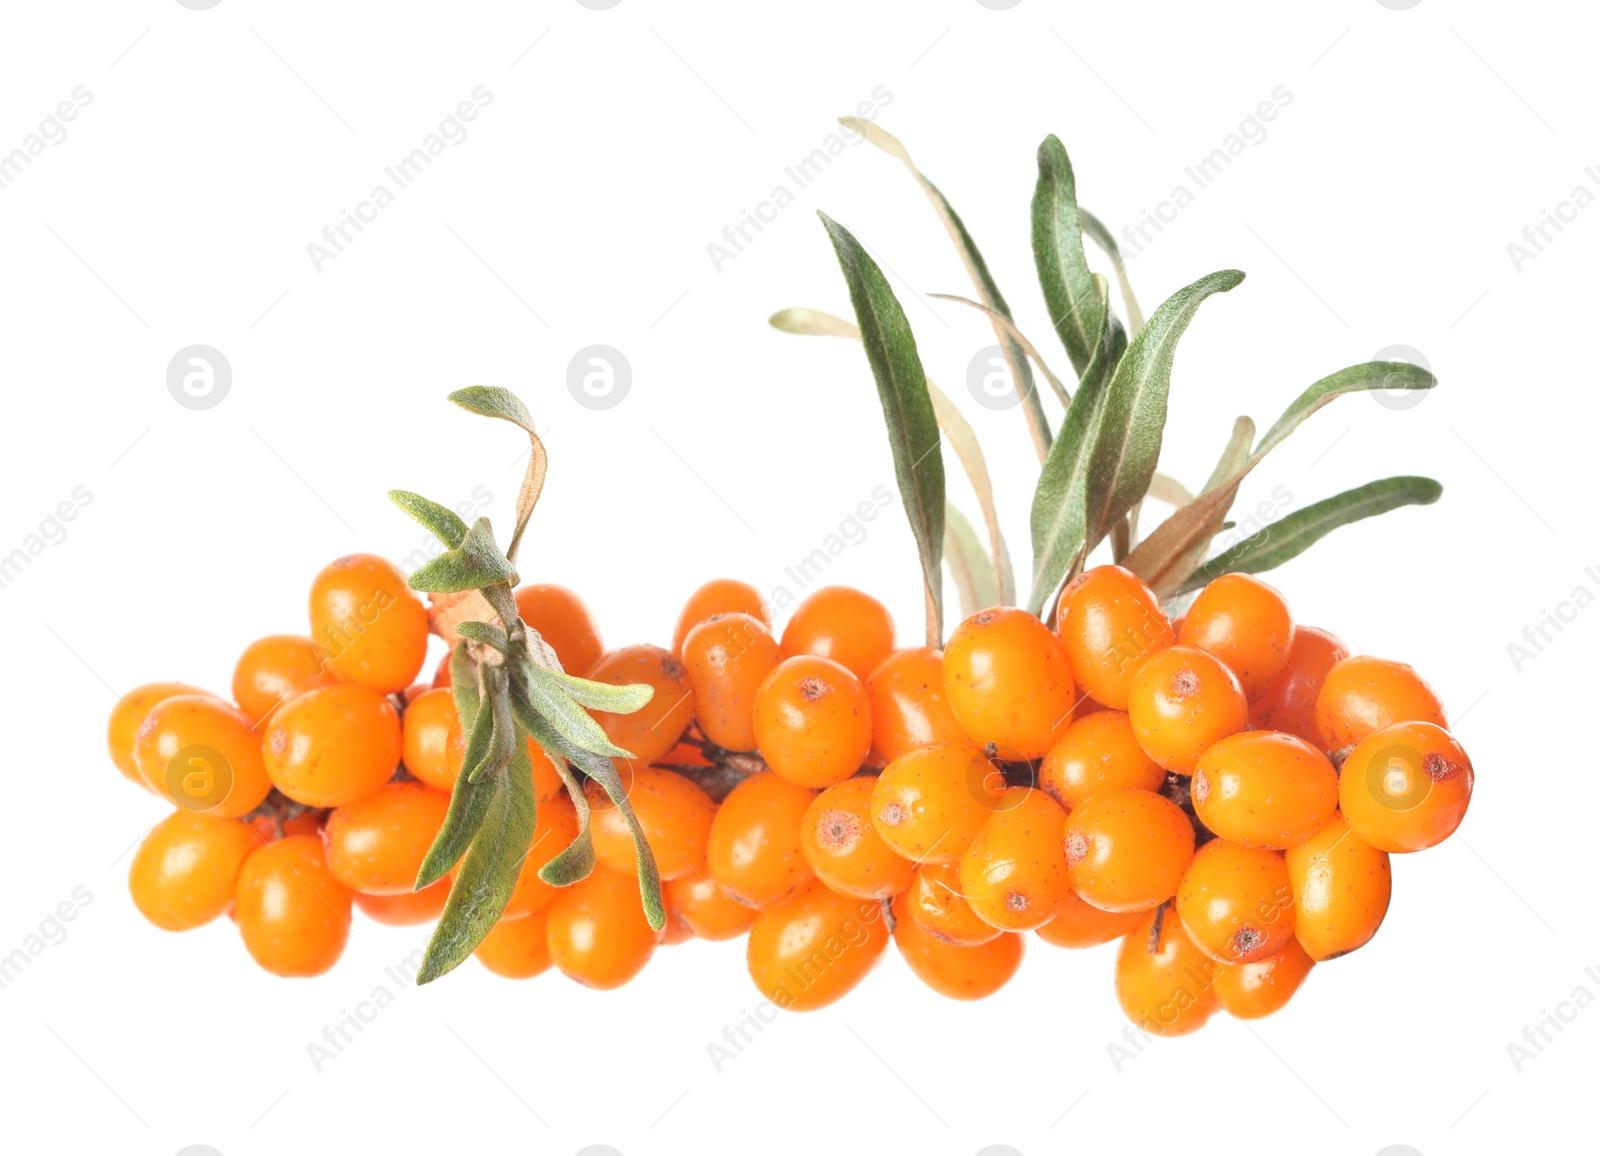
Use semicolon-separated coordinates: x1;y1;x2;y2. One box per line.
323;780;450;894
545;865;657;989
248;810;324;843
234;835;352;977
659;900;695;946
232;634;340;726
682;613;781;751
745;880;889;1011
664;872;758;941
1213;938;1315;1019
864;647;971;766
1285;813;1392;960
431;652;453;689
1249;625;1350;744
503;794;582;919
402;687;459;792
584;644;695;764
1126;646;1248;773
1337;721;1473;853
672;578;770;657
1179;574;1294;698
943;607;1077;760
753;655;872;789
870;744;1003;865
108;682;216;789
262;684;401;808
354;878;450;926
959;787;1071;931
308;553;428;693
588;766;714;881
513;583;604;677
1114;909;1218;1037
1191;731;1338;850
902;860;1001;946
1315;655;1448;752
133;694;272;818
705;771;815;908
1055;565;1175;710
129;812;260;931
779;585;895;682
891;891;1023;1000
800;778;915;900
1039;710;1166;809
1174;840;1296;964
475;908;554;979
1062;788;1194;913
1034;890;1141;948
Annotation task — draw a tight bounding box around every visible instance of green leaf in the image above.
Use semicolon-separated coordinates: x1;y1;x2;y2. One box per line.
415;666;503;888
448;386;548;564
516;661;634;759
1083;269;1244;548
1177;477;1443;594
1080;208;1145;336
1026;276;1126;615
540;670;656;715
416;736;537;984
1249;361;1436;467
407;517;518;594
467;670;519;784
448;642;480;728
514;705;596;888
388;490;468;549
1146;416;1255;597
818;212;945;644
1032;135;1105;377
453;620;509;652
944;503;998;618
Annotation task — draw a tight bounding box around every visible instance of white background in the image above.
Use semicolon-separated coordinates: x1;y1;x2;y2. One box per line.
0;1;1589;1154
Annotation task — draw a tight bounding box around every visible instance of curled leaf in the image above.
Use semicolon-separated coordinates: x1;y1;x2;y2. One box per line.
407;517;518;594
516;708;597;888
515;661;633;759
449;386;548;564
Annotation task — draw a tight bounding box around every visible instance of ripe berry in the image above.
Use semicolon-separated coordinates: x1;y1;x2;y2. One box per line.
584;644;695;764
682;612;781;751
401;687;459;792
133;694;273;818
504;794;582;919
706;771;815;908
1062;788;1194;913
1034;891;1141;949
514;583;604;677
129;812;259;931
664;871;758;941
1284;813;1391;960
475;908;553;979
745;881;889;1011
323;780;450;894
1337;720;1473;853
672;578;770;657
753;655;872;789
1191;731;1338;850
1114;909;1218;1037
234;835;352;977
1178;574;1293;698
959;787;1071;931
1126;646;1248;773
1174;839;1295;964
308;553;428;693
890;892;1023;1000
1055;565;1174;710
1039;710;1166;810
800;777;915;900
354;879;450;926
1213;938;1315;1019
864;647;971;766
588;765;714;881
1315;655;1447;752
870;743;1002;865
262;683;401;808
943;607;1077;760
779;585;895;682
902;860;1001;946
1248;625;1349;744
108;682;216;788
231;634;340;726
545;865;658;989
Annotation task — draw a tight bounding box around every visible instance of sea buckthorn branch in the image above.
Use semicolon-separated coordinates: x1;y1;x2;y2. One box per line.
391;388;663;983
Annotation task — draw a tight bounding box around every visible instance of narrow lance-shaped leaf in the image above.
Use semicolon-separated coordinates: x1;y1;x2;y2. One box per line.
415;663;504;889
818;213;945;644
467;670;519;784
1147;416;1255;597
389;490;468;549
1177;477;1443;594
453;620;509;652
1033;135;1105;377
538;669;655;715
514;704;596;888
1249;361;1435;467
944;502;999;618
1080;208;1145;337
518;662;634;759
1083;269;1244;550
448;386;549;564
407;517;518;594
843;116;1049;460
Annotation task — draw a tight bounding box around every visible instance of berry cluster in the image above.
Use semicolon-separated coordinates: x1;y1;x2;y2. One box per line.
113;554;1472;1035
